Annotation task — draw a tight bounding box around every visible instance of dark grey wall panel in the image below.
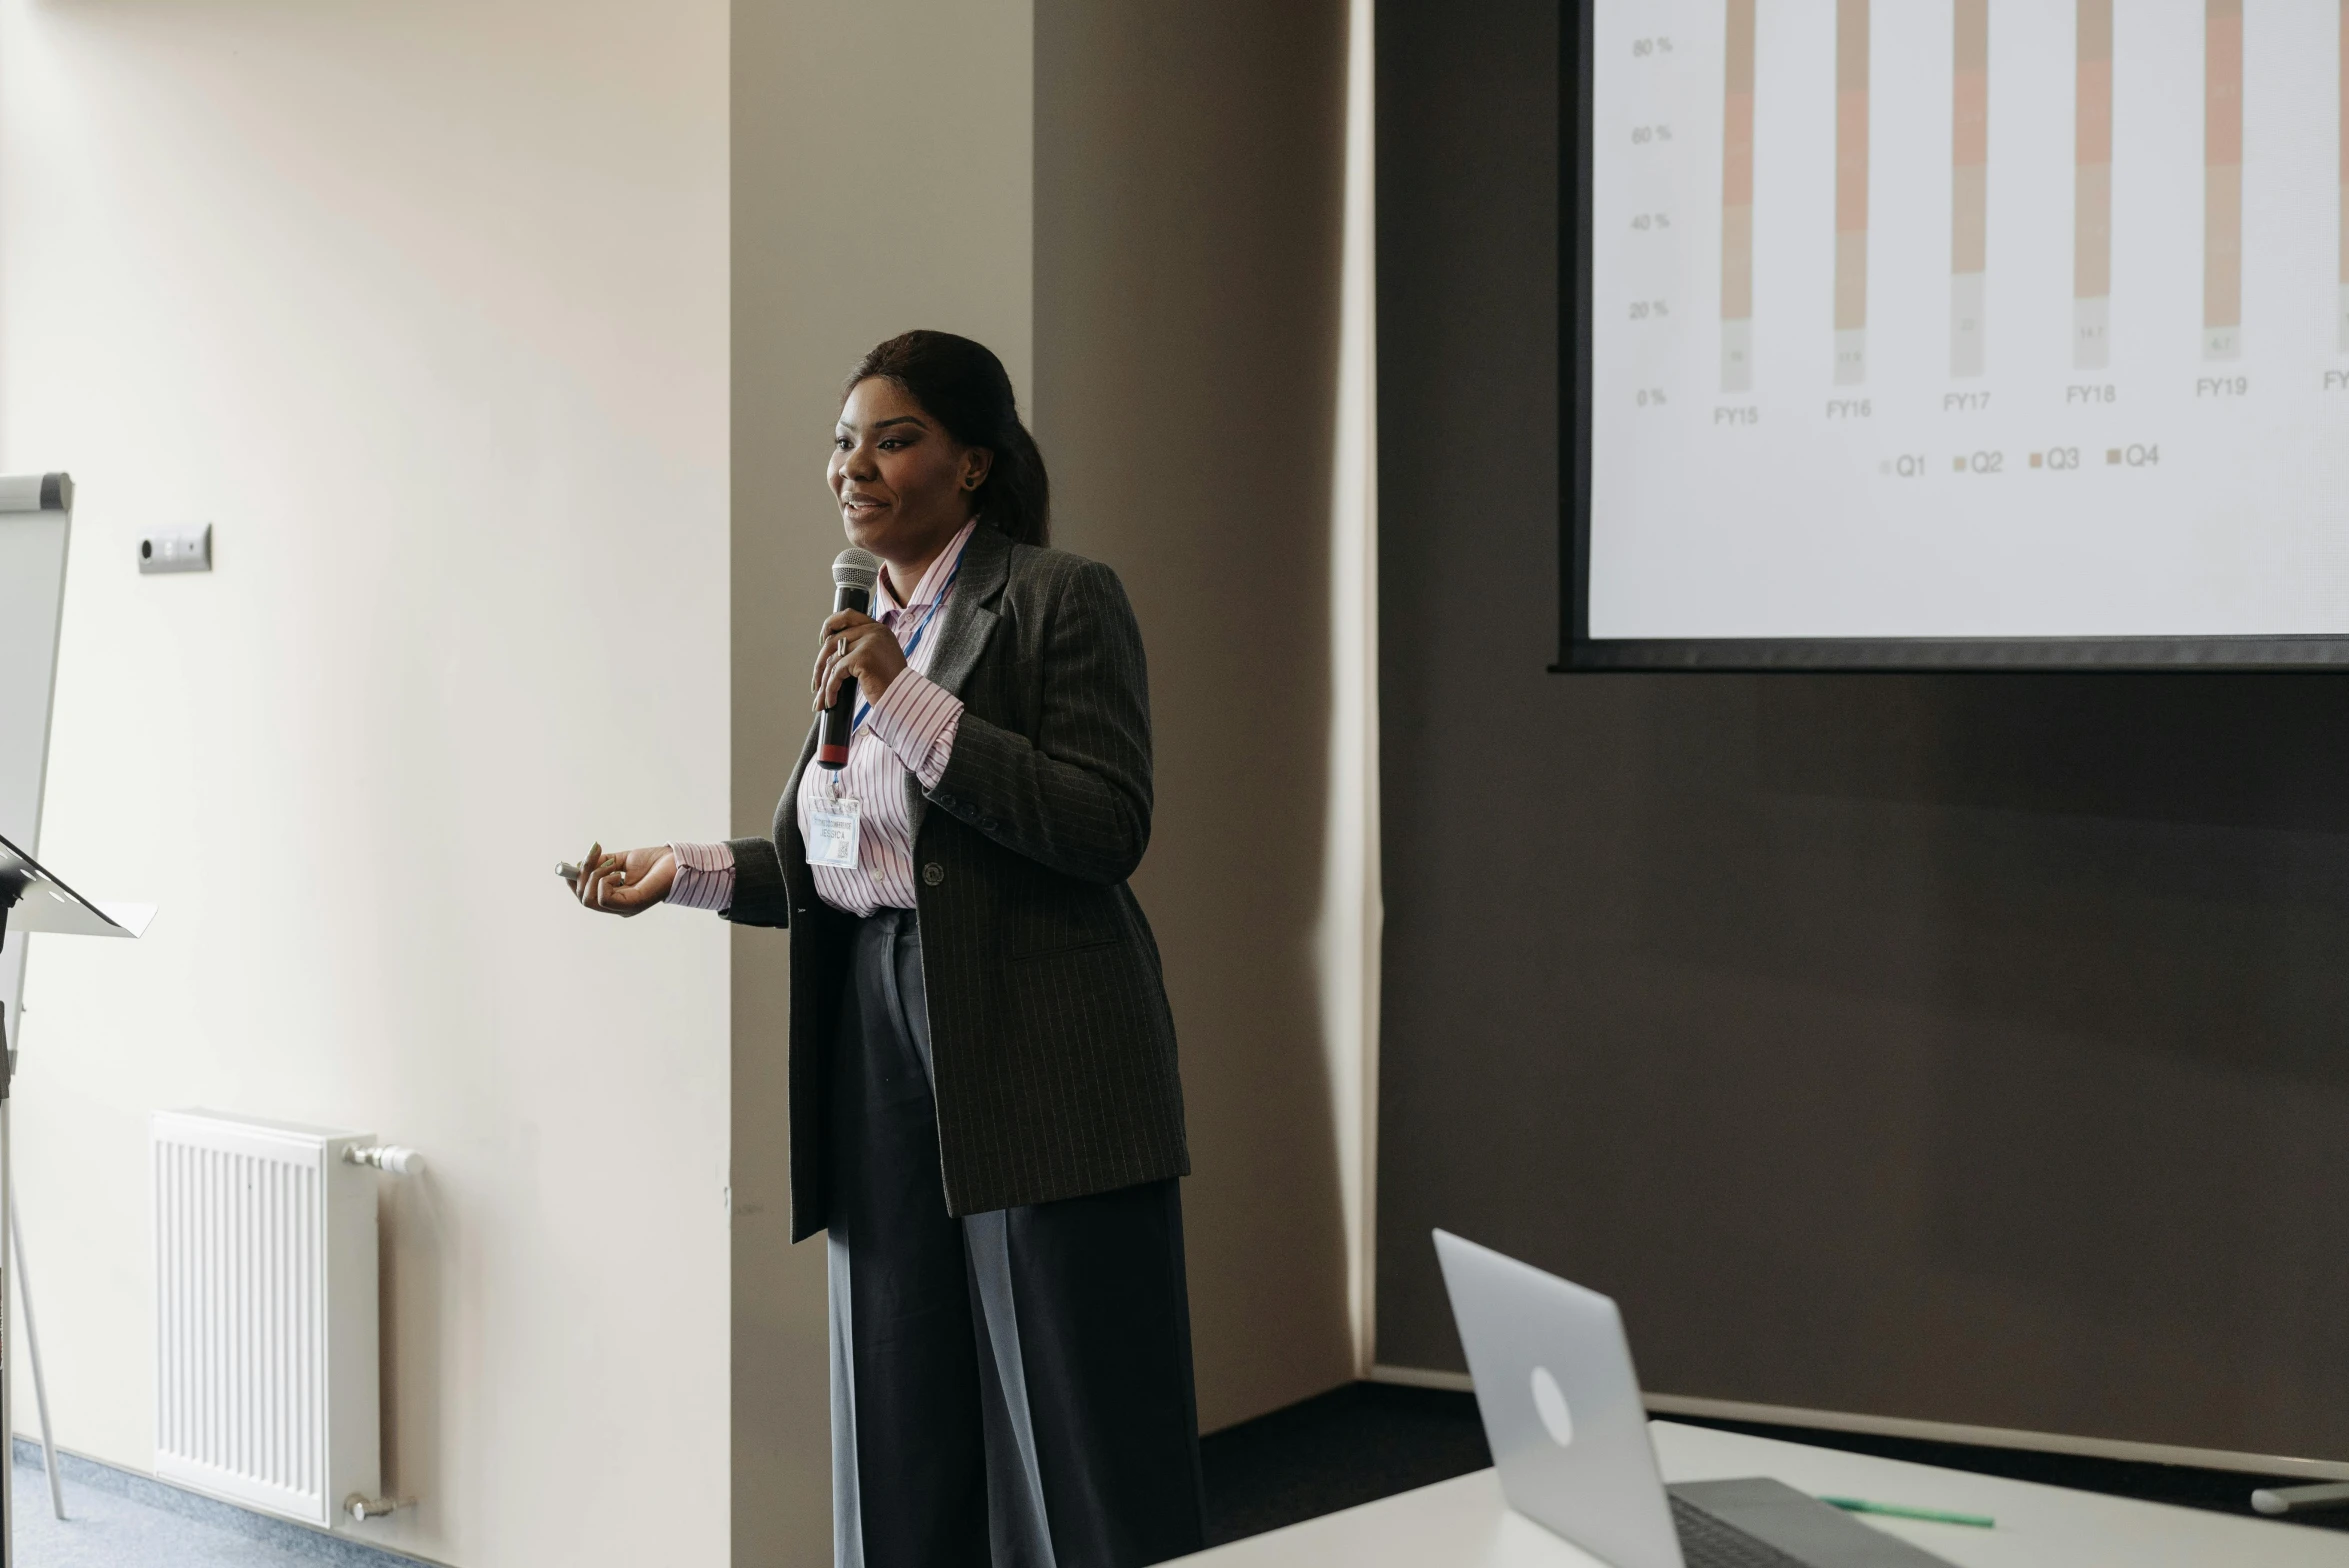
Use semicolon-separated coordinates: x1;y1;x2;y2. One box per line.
1375;0;2349;1461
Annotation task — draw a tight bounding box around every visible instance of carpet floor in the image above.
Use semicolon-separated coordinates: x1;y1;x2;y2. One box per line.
10;1459;332;1568
7;1445;424;1568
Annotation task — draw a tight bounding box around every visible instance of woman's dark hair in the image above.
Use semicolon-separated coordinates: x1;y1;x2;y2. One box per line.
845;331;1050;547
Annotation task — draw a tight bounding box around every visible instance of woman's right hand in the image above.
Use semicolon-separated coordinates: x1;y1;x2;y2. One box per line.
573;841;677;917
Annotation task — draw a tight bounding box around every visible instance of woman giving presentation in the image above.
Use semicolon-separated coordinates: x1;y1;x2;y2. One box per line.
572;331;1203;1567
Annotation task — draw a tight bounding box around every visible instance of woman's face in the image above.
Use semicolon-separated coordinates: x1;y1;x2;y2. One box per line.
829;376;992;564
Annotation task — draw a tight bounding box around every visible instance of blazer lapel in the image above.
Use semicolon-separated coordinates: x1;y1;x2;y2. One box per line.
777;713;822;883
906;524;1010;846
923;524;1009;699
782;714;821;807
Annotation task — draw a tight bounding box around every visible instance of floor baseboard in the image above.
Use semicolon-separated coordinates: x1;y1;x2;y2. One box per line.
1367;1362;1474;1393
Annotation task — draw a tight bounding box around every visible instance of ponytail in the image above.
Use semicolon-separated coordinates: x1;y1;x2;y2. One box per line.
844;331;1051;547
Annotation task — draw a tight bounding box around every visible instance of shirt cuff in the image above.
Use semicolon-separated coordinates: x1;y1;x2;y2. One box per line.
666;841;736;911
865;669;965;792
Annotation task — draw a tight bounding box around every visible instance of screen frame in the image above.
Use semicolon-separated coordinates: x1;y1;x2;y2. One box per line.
1555;0;2349;675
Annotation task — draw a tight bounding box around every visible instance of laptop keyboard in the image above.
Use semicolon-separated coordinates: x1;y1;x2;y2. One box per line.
1670;1495;1813;1568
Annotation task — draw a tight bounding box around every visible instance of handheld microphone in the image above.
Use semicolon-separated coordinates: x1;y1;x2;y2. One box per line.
819;548;881;769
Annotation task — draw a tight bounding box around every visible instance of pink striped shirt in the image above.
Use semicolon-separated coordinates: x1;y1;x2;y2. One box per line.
668;520;975;918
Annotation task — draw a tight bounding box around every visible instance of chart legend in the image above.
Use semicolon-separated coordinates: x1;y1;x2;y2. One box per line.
2076;0;2113;370
2206;0;2244;360
1952;0;1989;378
1835;0;1871;385
1723;0;1756;392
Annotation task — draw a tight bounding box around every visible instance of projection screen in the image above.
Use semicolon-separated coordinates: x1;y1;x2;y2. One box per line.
1565;0;2349;670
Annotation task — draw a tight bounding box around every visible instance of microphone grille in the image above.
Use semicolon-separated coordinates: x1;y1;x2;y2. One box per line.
831;548;881;591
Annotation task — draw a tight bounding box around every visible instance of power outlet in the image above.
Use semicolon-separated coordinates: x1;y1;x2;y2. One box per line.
140;525;212;574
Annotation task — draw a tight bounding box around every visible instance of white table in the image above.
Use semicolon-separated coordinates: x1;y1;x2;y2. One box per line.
1182;1420;2349;1566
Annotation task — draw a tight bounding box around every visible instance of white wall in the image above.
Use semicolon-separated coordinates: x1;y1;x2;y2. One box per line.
0;4;732;1565
0;2;1372;1557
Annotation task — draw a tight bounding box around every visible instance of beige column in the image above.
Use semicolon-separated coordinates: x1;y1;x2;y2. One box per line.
1722;0;1756;392
733;6;1034;1562
1834;0;1869;384
1952;0;1989;377
2075;0;2114;369
2206;0;2244;360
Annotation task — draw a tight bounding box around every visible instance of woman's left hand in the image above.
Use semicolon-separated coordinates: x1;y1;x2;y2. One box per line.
812;610;907;711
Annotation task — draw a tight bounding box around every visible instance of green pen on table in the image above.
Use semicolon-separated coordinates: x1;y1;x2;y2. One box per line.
1821;1495;1997;1530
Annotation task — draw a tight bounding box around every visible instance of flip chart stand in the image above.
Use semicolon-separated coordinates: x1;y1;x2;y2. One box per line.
0;833;149;1567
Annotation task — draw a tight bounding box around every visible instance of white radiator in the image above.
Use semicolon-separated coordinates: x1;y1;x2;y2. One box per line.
151;1110;381;1528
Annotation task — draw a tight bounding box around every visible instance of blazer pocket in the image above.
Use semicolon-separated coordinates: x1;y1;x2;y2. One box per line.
1009;931;1121;963
1001;880;1123;961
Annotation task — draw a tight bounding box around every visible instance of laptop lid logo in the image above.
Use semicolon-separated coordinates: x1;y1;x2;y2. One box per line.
1530;1366;1575;1447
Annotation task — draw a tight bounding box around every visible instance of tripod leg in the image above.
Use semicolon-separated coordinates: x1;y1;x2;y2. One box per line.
9;1192;62;1520
3;1092;14;1568
0;922;12;1568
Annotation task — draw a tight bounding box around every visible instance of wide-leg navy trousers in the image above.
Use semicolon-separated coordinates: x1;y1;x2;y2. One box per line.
826;910;1207;1568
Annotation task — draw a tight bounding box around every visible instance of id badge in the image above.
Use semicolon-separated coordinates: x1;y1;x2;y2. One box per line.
807;795;862;869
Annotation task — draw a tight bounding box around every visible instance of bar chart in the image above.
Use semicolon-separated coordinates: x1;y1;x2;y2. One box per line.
1632;0;2349;384
1588;0;2349;644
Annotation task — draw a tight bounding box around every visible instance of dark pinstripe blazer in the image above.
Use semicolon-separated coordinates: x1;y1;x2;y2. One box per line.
724;522;1190;1240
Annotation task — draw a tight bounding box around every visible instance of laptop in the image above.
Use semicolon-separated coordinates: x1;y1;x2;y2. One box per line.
1434;1230;1954;1568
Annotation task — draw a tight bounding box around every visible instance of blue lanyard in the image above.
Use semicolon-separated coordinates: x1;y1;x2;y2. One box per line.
850;556;962;737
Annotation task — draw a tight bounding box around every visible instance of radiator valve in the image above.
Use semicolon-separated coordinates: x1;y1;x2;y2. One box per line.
345;1144;424;1176
346;1494;415;1523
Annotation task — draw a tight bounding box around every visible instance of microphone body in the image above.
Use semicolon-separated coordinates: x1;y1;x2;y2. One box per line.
820;549;882;770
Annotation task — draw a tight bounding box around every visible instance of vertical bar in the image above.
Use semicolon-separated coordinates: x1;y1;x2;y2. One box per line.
2076;0;2114;369
2206;0;2244;359
267;1167;279;1489
174;1147;186;1455
157;1149;168;1456
205;1149;218;1467
236;1153;248;1475
1952;0;1990;376
1723;0;1757;391
2339;0;2347;350
1835;0;1870;384
305;1172;317;1497
308;1171;319;1495
303;1168;318;1496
